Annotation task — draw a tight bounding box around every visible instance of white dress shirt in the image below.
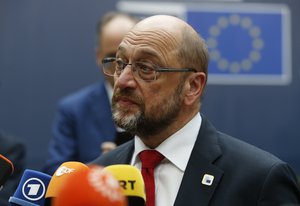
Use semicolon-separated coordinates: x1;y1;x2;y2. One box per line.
130;113;202;206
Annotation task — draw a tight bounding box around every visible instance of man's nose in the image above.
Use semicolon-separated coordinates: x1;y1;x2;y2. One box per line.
114;65;137;89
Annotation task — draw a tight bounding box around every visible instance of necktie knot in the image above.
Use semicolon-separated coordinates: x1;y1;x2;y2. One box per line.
139;150;164;169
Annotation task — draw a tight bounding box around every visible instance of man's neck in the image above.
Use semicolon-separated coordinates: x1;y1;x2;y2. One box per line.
139;110;199;148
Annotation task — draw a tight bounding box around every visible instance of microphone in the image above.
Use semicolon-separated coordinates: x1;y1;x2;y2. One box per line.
0;154;14;190
52;165;127;206
104;164;146;206
8;169;51;206
44;161;89;206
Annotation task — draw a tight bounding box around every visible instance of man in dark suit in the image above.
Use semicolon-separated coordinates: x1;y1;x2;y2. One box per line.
43;12;136;175
92;15;300;205
0;130;26;206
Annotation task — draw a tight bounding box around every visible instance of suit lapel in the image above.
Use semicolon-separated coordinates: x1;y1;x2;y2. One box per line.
114;140;135;164
174;117;224;206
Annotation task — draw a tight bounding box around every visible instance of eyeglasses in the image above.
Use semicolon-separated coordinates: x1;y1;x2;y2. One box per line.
102;57;197;82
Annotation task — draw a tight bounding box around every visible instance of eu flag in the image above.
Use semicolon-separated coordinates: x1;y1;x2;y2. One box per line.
186;4;291;85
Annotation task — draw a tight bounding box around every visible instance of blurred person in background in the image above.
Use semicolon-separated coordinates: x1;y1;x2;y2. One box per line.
0;130;26;206
43;12;137;175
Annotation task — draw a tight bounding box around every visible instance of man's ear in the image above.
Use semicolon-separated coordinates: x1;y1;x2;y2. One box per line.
184;72;206;105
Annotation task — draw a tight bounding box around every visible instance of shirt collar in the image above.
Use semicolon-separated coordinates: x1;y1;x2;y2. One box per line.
131;113;202;172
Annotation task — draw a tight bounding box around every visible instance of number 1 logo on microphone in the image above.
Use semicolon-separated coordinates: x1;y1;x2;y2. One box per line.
22;178;46;201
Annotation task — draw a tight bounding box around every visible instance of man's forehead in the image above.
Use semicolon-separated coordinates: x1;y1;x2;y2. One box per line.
121;28;180;48
117;44;158;57
118;30;180;57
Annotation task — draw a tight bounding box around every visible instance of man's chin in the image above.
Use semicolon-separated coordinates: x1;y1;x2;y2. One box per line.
115;105;140;115
113;111;139;127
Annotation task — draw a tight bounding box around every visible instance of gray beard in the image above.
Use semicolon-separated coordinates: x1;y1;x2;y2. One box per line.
112;80;185;137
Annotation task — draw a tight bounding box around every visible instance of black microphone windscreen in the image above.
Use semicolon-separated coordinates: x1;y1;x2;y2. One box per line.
0;154;14;188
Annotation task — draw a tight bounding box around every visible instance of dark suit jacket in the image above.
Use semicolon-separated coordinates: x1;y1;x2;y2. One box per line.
91;116;300;205
0;130;26;206
43;82;117;175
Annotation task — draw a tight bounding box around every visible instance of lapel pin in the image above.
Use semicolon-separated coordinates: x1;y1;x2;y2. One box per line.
201;174;214;186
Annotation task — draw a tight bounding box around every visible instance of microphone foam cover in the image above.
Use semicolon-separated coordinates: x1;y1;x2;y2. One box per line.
53;165;127;206
45;161;89;199
103;164;146;204
8;169;51;206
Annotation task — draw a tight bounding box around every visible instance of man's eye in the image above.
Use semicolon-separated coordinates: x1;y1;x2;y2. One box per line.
137;63;154;73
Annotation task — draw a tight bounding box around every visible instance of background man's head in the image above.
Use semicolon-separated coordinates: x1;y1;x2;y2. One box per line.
96;12;137;87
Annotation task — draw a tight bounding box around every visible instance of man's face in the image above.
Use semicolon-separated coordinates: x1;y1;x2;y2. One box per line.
111;28;186;138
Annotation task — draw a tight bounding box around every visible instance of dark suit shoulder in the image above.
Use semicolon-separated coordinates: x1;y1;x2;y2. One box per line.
216;132;300;203
90;140;134;166
58;82;105;108
195;118;300;204
198;116;282;168
217;131;282;167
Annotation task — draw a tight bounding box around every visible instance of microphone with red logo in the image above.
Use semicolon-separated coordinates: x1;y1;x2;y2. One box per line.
8;169;51;206
104;165;146;206
52;165;127;206
44;161;89;206
0;154;14;191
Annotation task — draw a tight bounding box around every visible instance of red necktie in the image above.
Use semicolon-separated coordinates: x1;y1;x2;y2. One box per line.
139;150;165;206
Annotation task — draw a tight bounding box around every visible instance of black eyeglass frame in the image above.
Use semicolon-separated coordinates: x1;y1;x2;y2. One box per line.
102;57;197;81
